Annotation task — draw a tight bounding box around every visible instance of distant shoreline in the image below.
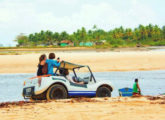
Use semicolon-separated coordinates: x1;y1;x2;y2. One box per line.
0;46;165;54
0;50;165;73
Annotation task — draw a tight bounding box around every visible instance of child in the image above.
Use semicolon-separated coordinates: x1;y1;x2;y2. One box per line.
46;53;61;75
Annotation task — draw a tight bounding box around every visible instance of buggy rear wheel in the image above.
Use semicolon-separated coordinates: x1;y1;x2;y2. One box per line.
46;84;67;100
96;86;111;97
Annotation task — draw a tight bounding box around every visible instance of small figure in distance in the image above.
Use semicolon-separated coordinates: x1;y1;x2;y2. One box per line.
133;78;141;97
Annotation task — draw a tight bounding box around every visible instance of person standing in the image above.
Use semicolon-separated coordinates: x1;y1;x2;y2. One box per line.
133;78;141;96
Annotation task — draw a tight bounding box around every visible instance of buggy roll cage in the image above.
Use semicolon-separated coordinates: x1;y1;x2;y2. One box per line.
54;61;96;83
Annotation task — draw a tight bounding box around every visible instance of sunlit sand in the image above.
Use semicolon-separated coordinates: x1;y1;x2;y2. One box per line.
0;50;165;73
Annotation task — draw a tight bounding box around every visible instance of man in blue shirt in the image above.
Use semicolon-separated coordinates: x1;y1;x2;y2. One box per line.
46;53;60;75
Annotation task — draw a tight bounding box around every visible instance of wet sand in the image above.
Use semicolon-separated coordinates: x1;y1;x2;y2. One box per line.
0;97;165;120
0;51;165;73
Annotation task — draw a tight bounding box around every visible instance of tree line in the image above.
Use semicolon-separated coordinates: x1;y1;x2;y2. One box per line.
15;24;165;47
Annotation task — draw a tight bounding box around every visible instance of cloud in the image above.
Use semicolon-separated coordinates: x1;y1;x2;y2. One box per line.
0;0;163;45
124;0;157;27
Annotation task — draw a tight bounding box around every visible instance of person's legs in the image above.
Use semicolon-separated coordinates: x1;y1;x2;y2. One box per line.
133;92;141;97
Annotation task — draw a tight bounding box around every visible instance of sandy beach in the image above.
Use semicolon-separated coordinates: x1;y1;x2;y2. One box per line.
1;49;165;120
0;96;165;120
0;50;165;73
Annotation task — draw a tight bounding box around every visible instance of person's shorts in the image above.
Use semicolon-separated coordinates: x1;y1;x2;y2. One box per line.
133;92;141;96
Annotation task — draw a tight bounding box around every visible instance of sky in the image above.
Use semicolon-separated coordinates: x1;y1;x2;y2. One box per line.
0;0;164;46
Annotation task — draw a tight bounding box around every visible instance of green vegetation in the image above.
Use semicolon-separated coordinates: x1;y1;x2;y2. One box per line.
0;52;21;55
15;24;165;48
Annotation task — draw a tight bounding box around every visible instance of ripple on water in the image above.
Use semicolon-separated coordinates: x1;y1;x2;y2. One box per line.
0;71;165;102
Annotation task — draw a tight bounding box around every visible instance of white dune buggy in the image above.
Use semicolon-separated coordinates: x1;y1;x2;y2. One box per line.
23;61;114;100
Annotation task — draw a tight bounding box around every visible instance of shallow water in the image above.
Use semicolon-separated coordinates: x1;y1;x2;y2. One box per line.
0;70;165;102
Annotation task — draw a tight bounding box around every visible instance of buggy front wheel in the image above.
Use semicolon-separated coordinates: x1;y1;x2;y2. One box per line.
46;84;67;100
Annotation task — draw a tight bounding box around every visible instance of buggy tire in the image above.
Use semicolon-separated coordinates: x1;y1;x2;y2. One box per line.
46;84;67;100
96;86;111;97
30;92;46;100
